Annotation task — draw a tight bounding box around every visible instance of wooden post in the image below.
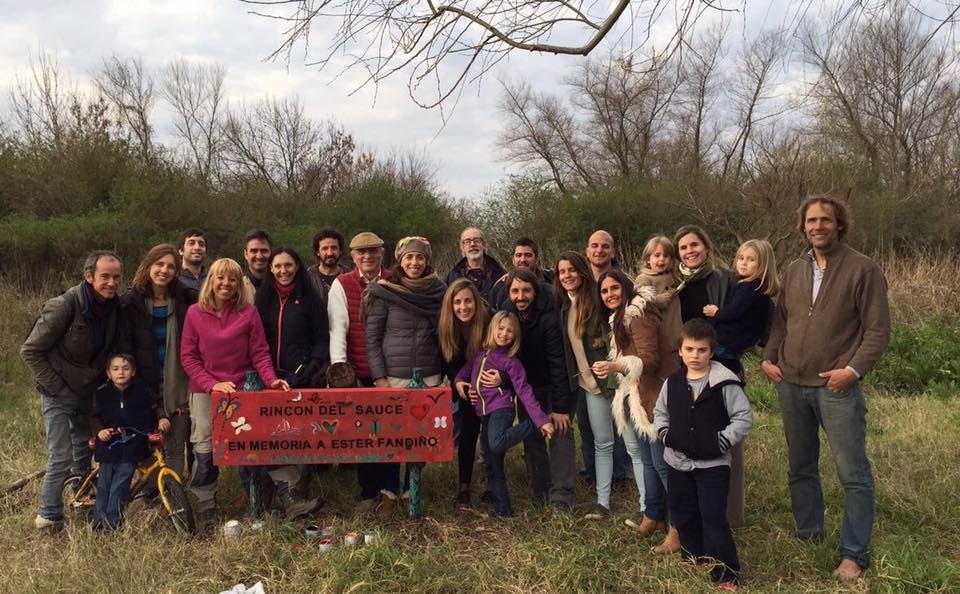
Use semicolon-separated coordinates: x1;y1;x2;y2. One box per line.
407;368;427;519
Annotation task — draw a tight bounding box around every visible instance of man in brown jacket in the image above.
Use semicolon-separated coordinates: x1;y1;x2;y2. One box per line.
761;196;890;581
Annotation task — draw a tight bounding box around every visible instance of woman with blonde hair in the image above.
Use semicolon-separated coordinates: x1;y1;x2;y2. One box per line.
180;258;290;527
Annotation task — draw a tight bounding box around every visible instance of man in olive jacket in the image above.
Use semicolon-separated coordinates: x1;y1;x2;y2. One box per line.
21;250;122;529
762;196;890;580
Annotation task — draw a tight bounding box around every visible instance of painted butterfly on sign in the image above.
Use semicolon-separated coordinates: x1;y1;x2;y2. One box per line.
231;417;252;434
217;396;240;419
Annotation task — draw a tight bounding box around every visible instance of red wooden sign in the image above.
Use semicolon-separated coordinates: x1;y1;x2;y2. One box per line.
210;387;453;466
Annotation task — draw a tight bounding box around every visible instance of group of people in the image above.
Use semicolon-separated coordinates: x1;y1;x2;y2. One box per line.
21;194;890;587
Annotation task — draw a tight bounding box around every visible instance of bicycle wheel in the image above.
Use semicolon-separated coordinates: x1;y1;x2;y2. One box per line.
159;473;195;535
62;475;94;515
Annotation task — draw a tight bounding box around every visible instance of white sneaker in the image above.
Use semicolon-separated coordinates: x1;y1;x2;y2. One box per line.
34;515;59;529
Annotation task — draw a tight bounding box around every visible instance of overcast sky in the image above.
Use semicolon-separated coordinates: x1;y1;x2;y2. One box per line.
2;1;941;200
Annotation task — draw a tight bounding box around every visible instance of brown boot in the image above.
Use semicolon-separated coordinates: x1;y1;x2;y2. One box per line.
653;526;680;555
625;515;667;538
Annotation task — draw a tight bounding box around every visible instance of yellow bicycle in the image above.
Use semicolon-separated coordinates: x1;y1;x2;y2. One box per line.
62;427;195;534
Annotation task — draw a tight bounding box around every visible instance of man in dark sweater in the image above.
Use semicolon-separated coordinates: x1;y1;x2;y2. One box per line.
243;229;273;291
762;196;891;581
177;228;208;291
500;268;576;510
445;227;505;307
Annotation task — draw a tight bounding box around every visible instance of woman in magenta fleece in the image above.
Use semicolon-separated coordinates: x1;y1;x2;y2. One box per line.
180;258;289;524
455;311;554;517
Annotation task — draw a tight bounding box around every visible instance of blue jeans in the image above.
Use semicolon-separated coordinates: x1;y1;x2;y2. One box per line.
778;381;874;568
93;461;136;530
636;435;669;521
617;421;648;511
38;392;93;521
582;391;616;507
577;389;630;482
482;407;535;516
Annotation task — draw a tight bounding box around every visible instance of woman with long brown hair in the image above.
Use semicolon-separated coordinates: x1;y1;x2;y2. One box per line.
438;278;491;507
553;251;615;520
117;244;195;480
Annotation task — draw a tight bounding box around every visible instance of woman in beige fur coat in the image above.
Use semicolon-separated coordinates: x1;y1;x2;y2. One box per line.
591;270;681;554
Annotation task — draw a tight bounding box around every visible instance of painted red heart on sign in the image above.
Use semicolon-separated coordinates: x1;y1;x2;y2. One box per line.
410;403;430;420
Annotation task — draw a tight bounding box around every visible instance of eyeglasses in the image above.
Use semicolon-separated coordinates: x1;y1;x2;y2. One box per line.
461;237;484;246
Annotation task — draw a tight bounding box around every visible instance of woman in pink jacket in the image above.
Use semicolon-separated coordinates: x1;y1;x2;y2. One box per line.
180;258;289;527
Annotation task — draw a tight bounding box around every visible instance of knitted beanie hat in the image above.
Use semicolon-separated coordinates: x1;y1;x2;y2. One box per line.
394;236;432;263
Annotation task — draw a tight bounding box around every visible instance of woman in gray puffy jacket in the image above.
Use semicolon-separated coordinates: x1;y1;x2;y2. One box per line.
363;236;446;510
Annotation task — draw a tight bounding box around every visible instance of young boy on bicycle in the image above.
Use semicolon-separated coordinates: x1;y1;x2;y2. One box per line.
92;353;168;531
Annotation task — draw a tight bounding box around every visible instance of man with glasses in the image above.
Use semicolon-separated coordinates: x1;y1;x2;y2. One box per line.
445;227;505;306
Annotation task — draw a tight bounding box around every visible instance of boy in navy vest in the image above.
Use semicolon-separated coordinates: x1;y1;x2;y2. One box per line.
91;353;160;531
653;319;753;588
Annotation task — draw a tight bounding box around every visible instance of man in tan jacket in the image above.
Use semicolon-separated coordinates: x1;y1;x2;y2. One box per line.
762;196;890;581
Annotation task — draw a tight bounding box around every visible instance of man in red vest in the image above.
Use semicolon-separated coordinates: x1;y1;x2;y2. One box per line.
327;231;390;509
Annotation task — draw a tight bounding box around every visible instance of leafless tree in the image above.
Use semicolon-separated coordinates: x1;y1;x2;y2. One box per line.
572;51;680;179
672;25;724;175
162;59;227;182
497;50;679;191
10;52;72;148
93;56;156;160
242;0;719;109
497;79;586;192
222;97;320;194
718;30;787;181
803;2;960;198
302;123;375;197
242;1;960;110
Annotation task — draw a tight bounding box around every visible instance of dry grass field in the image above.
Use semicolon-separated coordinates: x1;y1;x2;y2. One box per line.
0;253;958;593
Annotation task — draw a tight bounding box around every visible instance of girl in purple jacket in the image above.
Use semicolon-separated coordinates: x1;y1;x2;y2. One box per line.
455;311;554;516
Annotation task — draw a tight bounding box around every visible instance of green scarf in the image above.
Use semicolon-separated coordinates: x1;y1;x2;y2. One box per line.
675;260;714;294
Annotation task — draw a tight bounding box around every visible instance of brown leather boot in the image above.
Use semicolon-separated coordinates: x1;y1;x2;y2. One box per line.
625;515;667;538
653;526;680;555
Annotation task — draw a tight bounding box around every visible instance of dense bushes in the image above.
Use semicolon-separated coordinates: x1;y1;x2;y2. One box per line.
0;172;463;291
869;317;960;398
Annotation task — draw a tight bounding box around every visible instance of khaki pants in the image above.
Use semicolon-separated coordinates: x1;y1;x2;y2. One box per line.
188;392;217;513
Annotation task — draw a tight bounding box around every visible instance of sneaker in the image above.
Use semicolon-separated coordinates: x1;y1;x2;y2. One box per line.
278;493;321;522
718;581;738;591
34;514;60;530
582;503;611;520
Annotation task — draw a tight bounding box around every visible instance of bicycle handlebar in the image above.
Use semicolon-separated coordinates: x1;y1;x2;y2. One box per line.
88;426;164;450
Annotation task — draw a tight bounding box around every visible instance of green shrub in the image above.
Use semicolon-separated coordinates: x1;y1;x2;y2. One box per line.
868;316;960;396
